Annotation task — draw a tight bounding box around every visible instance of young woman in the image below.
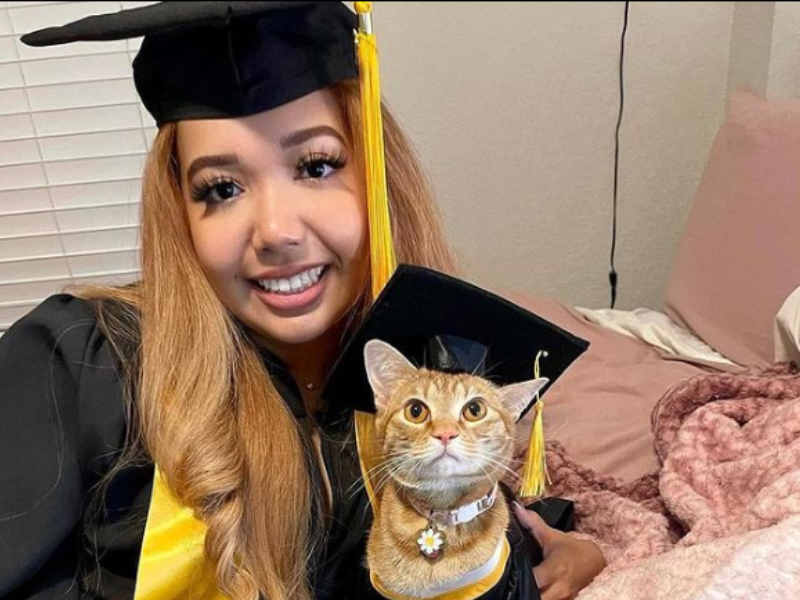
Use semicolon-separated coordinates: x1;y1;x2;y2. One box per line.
0;3;604;599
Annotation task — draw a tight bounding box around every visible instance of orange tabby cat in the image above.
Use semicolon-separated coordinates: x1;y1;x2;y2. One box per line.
364;339;548;598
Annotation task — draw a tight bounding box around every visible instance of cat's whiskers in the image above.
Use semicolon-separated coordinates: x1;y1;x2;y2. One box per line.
346;453;420;500
365;457;406;482
471;456;494;486
382;445;445;491
372;454;416;481
381;472;425;491
377;448;416;461
460;444;515;470
459;443;520;482
459;439;512;459
400;460;427;491
396;448;436;480
370;448;437;494
359;465;413;500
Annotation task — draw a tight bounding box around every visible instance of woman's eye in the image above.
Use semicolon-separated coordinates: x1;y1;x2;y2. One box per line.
302;160;334;179
296;153;345;181
190;177;243;204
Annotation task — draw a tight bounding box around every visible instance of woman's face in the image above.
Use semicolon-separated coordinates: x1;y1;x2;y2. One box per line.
177;90;368;355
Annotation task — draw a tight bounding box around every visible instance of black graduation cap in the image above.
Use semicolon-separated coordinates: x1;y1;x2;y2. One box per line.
21;2;358;125
323;265;590;420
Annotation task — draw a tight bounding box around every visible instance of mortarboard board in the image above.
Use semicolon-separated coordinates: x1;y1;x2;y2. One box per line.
324;264;589;420
21;2;359;126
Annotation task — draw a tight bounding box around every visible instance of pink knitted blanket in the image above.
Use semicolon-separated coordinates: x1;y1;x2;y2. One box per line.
546;365;800;599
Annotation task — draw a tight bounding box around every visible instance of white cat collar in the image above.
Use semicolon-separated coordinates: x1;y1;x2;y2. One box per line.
419;483;499;527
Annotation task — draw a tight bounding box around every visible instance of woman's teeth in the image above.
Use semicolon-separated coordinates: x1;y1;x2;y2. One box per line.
255;266;325;294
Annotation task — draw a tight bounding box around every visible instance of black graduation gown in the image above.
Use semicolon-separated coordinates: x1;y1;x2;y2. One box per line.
0;294;551;600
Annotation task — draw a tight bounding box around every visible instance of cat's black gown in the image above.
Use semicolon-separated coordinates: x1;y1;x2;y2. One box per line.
0;295;552;600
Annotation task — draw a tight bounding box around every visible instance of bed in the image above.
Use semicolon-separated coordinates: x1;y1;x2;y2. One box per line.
505;86;800;599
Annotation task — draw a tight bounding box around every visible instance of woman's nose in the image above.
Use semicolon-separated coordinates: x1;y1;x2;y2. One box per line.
251;183;306;252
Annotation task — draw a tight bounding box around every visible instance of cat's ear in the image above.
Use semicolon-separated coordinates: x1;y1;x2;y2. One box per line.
498;378;549;421
364;339;417;408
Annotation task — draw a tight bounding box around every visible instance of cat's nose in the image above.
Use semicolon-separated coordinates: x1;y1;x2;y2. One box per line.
433;431;459;446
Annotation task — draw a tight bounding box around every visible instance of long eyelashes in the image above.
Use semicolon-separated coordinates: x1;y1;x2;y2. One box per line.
295;150;347;181
188;150;347;204
189;175;242;204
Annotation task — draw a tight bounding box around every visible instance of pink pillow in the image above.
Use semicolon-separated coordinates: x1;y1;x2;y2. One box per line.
503;291;709;483
663;87;800;367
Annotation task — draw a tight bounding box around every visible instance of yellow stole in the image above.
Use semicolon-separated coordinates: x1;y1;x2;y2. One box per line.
133;468;226;600
369;538;511;600
133;471;511;600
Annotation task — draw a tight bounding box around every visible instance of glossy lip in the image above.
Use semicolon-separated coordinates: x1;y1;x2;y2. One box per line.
249;262;327;282
248;266;329;311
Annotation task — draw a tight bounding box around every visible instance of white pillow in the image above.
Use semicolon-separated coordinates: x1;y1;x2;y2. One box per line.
775;286;800;366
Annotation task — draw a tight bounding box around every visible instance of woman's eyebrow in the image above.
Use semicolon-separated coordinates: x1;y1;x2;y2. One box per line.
279;125;346;149
186;154;240;181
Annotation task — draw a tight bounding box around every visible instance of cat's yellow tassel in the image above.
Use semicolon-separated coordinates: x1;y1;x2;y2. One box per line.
354;1;396;513
519;350;551;499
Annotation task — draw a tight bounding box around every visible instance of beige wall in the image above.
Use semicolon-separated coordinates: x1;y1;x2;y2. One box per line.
377;2;735;309
728;1;774;95
767;2;800;97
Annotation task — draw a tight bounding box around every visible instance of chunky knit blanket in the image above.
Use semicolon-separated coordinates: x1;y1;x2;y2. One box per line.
542;366;800;600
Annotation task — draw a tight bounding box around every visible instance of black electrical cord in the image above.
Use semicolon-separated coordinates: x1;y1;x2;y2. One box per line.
610;1;629;309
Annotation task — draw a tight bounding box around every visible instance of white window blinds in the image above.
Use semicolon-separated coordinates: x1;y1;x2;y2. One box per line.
0;1;156;334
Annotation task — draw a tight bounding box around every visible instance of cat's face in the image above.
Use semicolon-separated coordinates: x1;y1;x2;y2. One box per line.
364;339;548;492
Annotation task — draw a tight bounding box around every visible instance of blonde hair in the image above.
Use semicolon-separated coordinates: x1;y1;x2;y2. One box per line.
80;78;458;600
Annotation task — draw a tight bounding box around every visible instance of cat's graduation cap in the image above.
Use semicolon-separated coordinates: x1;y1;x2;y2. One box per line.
325;264;590;499
326;265;589;418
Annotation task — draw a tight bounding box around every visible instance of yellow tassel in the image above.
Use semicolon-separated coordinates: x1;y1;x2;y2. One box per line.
354;1;397;298
519;350;551;499
353;1;396;514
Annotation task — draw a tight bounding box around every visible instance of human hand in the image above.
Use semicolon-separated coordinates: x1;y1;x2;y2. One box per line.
512;502;606;600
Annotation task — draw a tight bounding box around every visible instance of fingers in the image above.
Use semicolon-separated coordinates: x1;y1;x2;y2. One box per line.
532;559;557;589
511;503;596;600
511;502;555;547
535;539;606;600
536;559;575;600
539;582;573;600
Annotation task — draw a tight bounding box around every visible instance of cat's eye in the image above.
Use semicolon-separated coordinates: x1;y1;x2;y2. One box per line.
404;400;430;424
462;399;487;422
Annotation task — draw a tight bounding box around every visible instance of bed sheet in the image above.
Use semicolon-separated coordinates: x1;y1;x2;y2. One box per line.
575;307;737;368
503;292;730;483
